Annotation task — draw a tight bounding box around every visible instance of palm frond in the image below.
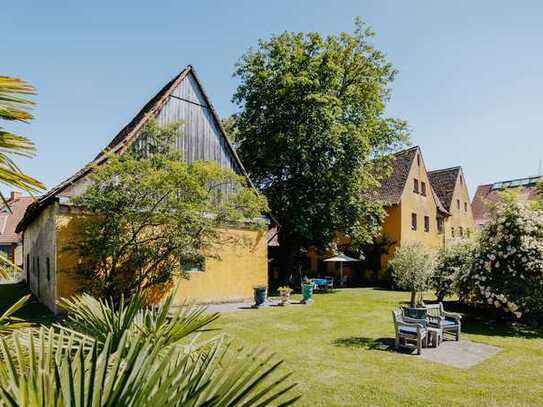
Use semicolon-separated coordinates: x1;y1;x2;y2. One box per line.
0;325;300;406
0;255;22;280
0;76;35;123
0;295;31;334
0;131;36;158
59;293;145;350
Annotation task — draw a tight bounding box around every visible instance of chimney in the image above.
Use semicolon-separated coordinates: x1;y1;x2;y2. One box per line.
9;191;21;201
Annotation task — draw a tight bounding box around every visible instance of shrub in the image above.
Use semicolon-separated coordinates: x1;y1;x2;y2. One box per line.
389;241;436;307
457;199;543;321
433;240;476;302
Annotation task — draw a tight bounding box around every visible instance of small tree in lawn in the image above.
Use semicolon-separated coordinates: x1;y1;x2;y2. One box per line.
71;120;267;303
389;242;436;307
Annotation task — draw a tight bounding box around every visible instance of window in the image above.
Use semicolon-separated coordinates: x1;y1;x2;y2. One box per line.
466;228;471;238
464;202;468;212
181;256;205;273
460;175;463;185
46;257;50;281
424;216;430;232
457;199;460;210
411;213;417;230
459;227;464;237
417;154;420;167
451;227;455;238
35;257;40;297
436;217;444;234
413;179;419;193
0;245;11;259
421;181;427;196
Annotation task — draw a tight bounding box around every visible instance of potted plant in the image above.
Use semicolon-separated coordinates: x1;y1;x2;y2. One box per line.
253;285;267;308
301;277;313;304
278;286;293;306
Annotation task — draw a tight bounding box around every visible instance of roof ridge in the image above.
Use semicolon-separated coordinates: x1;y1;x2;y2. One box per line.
428;166;461;174
393;145;419;156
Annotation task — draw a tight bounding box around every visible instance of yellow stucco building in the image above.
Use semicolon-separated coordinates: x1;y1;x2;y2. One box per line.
17;65;268;314
305;146;475;283
377;146;475;269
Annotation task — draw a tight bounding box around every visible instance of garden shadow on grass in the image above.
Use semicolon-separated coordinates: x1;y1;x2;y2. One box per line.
0;283;56;326
436;300;543;339
333;336;396;352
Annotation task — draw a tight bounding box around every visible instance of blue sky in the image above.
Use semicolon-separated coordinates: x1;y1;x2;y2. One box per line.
2;0;543;198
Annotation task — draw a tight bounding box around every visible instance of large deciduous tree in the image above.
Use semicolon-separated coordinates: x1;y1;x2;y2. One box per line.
72;120;267;303
232;19;408;276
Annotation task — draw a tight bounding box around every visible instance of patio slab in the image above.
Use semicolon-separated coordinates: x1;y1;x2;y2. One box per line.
420;340;501;368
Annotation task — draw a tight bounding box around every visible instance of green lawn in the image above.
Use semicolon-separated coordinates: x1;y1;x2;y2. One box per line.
1;284;542;406
212;289;543;407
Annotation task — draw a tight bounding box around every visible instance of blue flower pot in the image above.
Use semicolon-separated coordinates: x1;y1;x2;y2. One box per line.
302;284;313;303
253;287;267;308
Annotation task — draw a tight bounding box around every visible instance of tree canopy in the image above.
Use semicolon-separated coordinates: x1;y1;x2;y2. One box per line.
232;19;408;269
389;242;436;307
72;120;267;302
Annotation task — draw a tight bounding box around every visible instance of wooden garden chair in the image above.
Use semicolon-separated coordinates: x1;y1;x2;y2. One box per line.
392;309;428;355
425;303;462;341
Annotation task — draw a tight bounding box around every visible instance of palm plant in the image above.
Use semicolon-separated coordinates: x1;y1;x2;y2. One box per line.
0;294;30;334
0;76;44;199
0;293;300;406
0;76;44;279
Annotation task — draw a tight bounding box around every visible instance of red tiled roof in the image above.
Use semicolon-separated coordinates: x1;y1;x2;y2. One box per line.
375;146;419;205
0;195;35;244
375;146;449;215
472;180;540;226
428;166;461;211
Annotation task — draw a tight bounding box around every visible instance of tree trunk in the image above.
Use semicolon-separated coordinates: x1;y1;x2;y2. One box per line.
277;233;303;288
410;291;417;308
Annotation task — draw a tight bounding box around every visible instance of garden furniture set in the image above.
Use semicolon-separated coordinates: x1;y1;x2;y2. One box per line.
392;303;461;355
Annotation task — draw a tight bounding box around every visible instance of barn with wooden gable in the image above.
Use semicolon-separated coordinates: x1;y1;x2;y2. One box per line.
17;65;268;313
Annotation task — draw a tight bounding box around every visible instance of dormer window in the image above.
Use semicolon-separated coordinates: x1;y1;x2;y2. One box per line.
413;179;419;193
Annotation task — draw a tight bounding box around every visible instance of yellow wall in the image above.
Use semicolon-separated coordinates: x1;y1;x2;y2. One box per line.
54;209;267;308
380;149;445;269
443;170;476;242
172;228;268;304
56;212;85;302
399;150;444;249
380;205;402;266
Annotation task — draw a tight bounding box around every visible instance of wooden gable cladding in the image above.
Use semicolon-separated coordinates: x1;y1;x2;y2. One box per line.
155;72;241;174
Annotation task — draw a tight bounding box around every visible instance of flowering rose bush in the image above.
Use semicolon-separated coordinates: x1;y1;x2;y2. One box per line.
457;199;543;321
433;239;476;302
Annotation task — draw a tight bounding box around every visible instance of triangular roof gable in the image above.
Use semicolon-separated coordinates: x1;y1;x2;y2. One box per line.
396;146;449;214
97;66;250;183
17;65;254;232
375;146;418;205
427;166;461;211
